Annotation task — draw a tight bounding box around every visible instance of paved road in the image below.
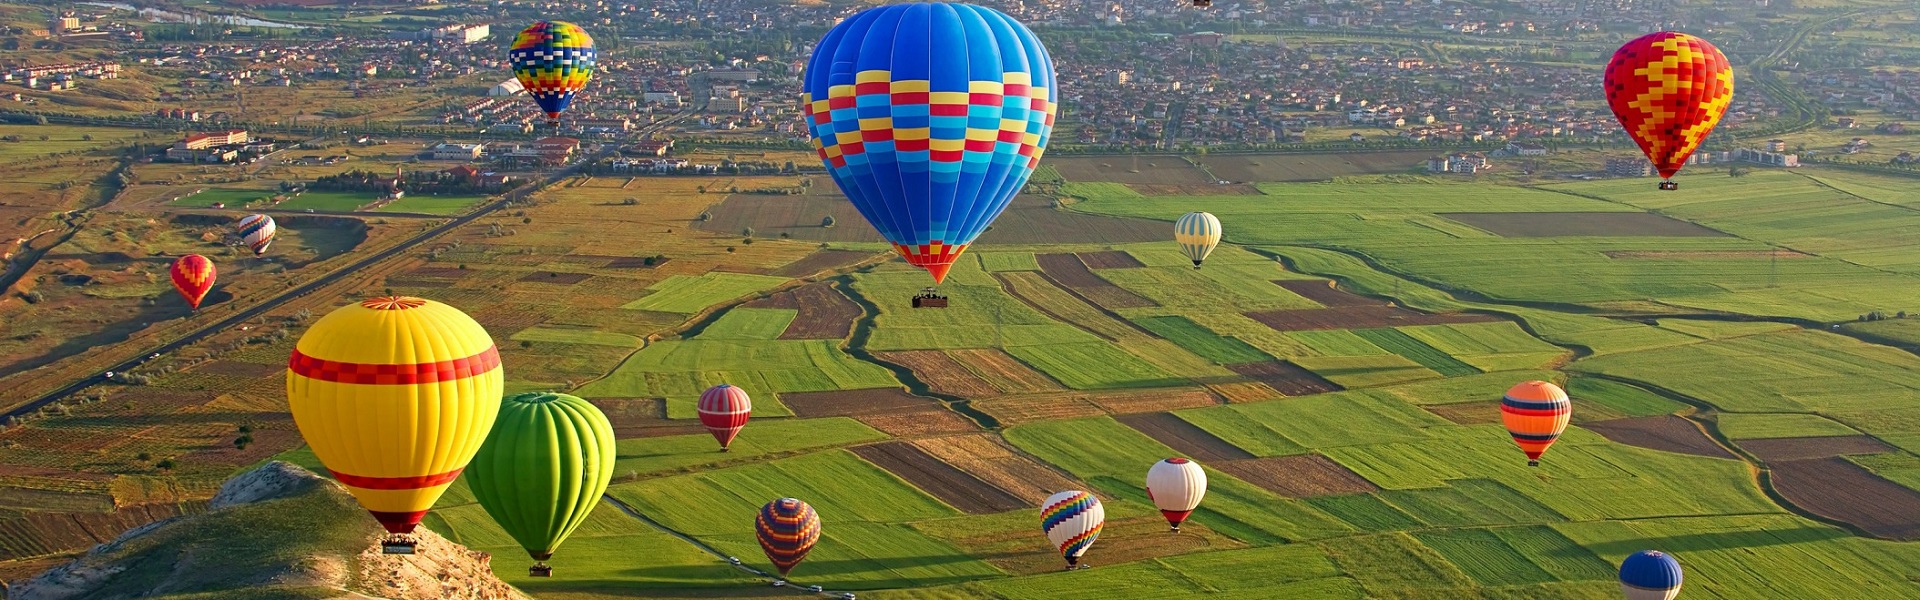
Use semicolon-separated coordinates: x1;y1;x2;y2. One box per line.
5;118;680;417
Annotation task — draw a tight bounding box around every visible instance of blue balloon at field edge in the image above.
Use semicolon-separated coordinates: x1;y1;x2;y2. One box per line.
1619;550;1683;597
801;3;1057;284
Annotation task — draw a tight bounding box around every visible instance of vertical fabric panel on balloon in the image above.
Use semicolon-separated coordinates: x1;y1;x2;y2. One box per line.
802;3;1056;284
1603;32;1733;179
511;21;596;120
1500;380;1571;465
286;297;502;535
1145;457;1207;530
1619;550;1683;600
466;392;616;563
697;384;752;449
756;498;821;576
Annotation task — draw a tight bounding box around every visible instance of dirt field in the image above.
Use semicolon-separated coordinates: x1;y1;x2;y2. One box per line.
1035;253;1157;309
1116;412;1255;462
768;249;879;277
1742;436;1895;461
855;410;981;437
1207;381;1284;404
1128;183;1263;196
1225;361;1343;396
1086;388;1222;415
1274;280;1382;307
874;351;1002;399
517;271;594;284
587;398;707;438
849;441;1026;514
1438;212;1730;238
1076;250;1147;269
190;360;283;379
778;388;941;418
741;283;862;340
1771;457;1920;540
1422;401;1504;425
1602;250;1812;260
698;190;1168;245
1582;416;1734;459
1214;454;1380;498
1245;305;1500;332
972;395;1107;425
948;348;1065;394
1048;156;1212;184
0;501;204;562
1197;151;1436;182
911;434;1082;504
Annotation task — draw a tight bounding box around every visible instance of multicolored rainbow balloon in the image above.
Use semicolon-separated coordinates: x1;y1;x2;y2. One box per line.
510;21;596;123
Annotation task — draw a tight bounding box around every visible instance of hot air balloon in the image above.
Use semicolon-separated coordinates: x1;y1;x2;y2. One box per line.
756;498;821;577
467;392;615;577
236;214;275;256
1501;380;1571;467
1145;457;1206;532
287;296;502;554
697;384;751;451
802;3;1057;287
1619;550;1683;600
1040;490;1103;570
1604;32;1733;191
168;254;215;311
510;21;596;127
1174;212;1221;269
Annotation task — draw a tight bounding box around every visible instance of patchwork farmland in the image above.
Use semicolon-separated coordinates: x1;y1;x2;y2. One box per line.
8;152;1920;600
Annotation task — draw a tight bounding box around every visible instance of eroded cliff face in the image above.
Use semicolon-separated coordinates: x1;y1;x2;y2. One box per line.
7;461;526;600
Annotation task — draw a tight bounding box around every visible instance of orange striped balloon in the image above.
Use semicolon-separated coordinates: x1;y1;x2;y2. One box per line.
287;296;502;538
1501;381;1571;467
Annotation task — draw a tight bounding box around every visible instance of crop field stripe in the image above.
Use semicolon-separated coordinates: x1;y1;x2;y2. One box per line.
1350;328;1480;377
1412;528;1557;586
1113;412;1256;462
1133;316;1271;364
848;442;1027;514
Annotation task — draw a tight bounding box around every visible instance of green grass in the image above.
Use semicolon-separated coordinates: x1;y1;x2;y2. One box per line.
697;308;797;340
1003;342;1186;389
609;417;887;477
1718;413;1861;440
977;252;1039;272
1290;354;1442;388
1172;408;1308;457
1304;493;1426;532
1132;315;1270;364
1352;327;1480;377
171;187;276;208
1654;318;1799;340
853;268;1105;350
1379;479;1567;528
1287;330;1392;356
1398;322;1567;372
1003;416;1354;543
1318;532;1476;593
276;191;376;212
1842;317;1920;346
573;339;898;402
621;273;791;313
377;194;489;215
509;326;645;348
1553;514;1920;599
1412;528;1557;586
1570;330;1920;414
1565;377;1687;417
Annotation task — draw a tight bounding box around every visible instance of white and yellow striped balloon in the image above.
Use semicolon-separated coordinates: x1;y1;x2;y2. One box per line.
1174;212;1220;268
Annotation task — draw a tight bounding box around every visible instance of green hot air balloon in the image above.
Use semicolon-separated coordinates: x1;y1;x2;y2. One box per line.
467;392;616;577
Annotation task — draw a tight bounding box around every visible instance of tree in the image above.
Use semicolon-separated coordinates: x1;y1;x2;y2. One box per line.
234;434;253;450
821;216;836;228
742;227;755;237
155;458;177;471
520;340;533;349
82;134;92;141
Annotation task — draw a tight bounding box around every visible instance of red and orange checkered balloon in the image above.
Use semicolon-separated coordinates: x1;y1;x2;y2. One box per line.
1604;32;1733;180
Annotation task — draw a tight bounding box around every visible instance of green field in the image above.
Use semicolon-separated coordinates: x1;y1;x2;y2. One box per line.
621;273;792;313
378;194;490;215
171;187;278;208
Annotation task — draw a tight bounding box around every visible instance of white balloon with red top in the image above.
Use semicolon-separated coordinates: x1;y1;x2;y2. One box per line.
1146;457;1207;531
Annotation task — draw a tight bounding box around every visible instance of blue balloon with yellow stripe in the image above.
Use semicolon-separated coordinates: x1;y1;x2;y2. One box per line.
802;3;1056;284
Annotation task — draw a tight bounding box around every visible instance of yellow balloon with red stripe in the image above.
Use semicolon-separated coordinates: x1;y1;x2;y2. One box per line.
1501;380;1571;467
286;296;502;535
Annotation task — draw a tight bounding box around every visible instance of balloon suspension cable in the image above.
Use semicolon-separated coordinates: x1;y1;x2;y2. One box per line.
1170;525;1181;533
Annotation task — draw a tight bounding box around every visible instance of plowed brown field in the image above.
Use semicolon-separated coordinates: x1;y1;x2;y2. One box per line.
1225;361;1342;396
742;283;861;340
874;350;1001;399
1086;388;1222;414
856;411;981;437
1742;436;1894;461
1273;279;1380;307
1076;251;1146;269
972;395;1107;425
1034;253;1157;309
1583;415;1734;459
1214;454;1380;498
849;441;1025;514
779;388;941;418
588;397;707;438
1771;457;1920;540
517;271;593;284
1116;412;1254;462
1245;305;1499;332
948;348;1064;394
912;434;1082;504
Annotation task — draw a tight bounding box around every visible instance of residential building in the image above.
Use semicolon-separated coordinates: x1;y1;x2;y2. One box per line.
488;79;524;97
429;142;485;160
1606;156;1653;177
1736;148;1800;167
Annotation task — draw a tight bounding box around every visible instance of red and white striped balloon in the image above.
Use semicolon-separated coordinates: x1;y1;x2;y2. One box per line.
697;384;752;451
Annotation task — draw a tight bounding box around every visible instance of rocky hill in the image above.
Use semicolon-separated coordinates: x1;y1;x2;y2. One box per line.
4;462;527;600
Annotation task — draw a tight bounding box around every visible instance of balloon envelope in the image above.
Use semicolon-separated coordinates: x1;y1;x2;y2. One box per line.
1145;457;1206;530
286;296;502;535
1604;32;1733;179
756;498;821;576
697;384;751;450
1174;212;1221;268
1619;550;1683;600
467;392;615;562
169;254;215;310
802;3;1057;284
511;21;596;120
1501;380;1571;466
236;214;275;256
1040;490;1103;566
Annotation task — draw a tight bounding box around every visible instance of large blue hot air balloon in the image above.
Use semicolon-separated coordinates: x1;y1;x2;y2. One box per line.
803;3;1057;284
1619;550;1683;600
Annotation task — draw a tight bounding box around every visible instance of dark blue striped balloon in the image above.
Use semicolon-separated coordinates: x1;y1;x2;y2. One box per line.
1619;550;1683;600
802;3;1056;283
